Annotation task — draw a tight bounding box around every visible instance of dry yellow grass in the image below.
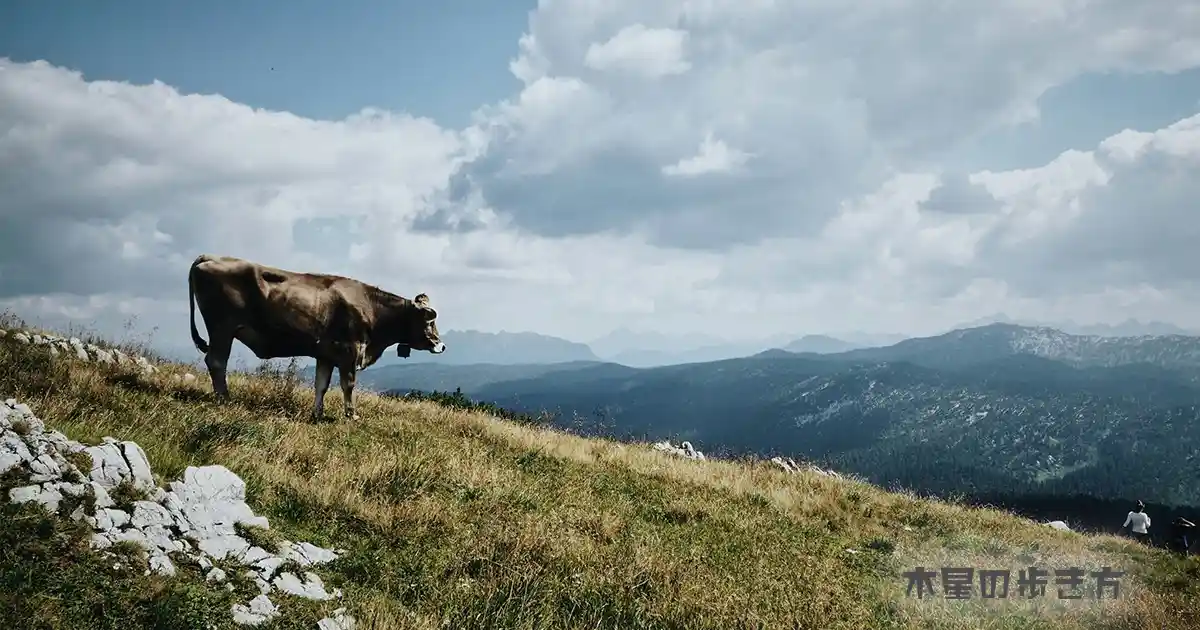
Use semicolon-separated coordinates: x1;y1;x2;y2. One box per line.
1;316;1198;630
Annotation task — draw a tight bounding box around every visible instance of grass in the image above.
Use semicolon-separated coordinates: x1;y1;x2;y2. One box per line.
1;312;1199;629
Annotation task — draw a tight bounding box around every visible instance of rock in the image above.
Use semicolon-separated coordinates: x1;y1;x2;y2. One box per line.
94;349;114;364
0;434;32;474
28;453;62;483
318;608;357;630
196;534;251;560
651;439;706;461
238;546;274;566
131;500;175;529
273;571;334;601
122;442;155;491
2;391;347;629
254;556;285;579
281;541;341;566
91;482;114;509
231;594;279;626
114;527;154;552
143;525;184;553
85;442;132;488
149;554;176;576
13;332;30;344
1046;520;1072;532
9;484;62;512
104;507;131;529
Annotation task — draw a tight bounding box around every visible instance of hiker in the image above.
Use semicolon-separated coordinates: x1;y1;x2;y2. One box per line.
1122;500;1151;544
1172;516;1196;555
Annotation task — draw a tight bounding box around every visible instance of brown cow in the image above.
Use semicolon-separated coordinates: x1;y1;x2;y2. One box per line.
187;254;446;420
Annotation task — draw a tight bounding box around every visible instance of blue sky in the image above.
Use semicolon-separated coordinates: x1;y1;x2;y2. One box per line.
2;1;1200;361
0;0;533;128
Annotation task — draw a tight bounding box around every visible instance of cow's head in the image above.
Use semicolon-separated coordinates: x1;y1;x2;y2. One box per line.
396;293;445;356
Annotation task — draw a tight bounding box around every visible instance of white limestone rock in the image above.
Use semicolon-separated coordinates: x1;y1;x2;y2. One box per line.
281;541;341;567
273;571;334;601
206;567;227;583
105;507;131;529
131;500;175;529
254;556;285;579
231;594;279;626
1046;520;1072;532
149;554;176;576
651;439;706;461
0;433;32;474
122;442;155;490
9;483;62;512
197;534;251;561
114;527;154;552
85;442;131;488
28;453;62;483
91;482;114;509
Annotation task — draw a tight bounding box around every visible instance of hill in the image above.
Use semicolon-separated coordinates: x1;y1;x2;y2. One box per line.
781;334;861;354
819;323;1200;371
3;318;1198;629
361;325;1200;511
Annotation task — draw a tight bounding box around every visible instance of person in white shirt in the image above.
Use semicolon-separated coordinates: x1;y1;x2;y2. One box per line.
1123;500;1151;543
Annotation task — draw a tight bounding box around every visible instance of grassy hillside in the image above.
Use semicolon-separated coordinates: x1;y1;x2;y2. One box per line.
1;319;1198;629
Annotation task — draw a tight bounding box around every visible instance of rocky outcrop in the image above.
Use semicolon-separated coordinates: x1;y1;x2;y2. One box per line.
1;328;158;375
0;398;355;629
769;455;844;479
652;439;706;460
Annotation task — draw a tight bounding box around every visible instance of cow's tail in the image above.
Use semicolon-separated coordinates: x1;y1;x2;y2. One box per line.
189;255;210;354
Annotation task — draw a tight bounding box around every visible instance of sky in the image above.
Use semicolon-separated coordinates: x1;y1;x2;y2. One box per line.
2;0;1200;362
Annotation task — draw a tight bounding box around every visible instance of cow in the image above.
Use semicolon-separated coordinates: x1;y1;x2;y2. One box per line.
187;254;446;420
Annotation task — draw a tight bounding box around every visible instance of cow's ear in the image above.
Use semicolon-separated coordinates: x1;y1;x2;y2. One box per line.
413;293;430;307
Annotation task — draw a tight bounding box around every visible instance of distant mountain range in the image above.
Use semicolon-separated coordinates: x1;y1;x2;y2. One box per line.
362;323;1200;508
954;313;1197;338
368;329;599;367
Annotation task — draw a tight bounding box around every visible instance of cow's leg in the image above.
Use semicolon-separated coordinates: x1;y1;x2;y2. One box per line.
203;332;235;400
312;359;334;421
337;362;358;420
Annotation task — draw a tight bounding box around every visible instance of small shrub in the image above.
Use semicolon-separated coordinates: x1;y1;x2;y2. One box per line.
65;450;93;475
234;522;283;554
10;419;31;436
109;480;150;512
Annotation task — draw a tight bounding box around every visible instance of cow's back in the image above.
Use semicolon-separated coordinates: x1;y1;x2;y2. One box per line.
191;255;375;358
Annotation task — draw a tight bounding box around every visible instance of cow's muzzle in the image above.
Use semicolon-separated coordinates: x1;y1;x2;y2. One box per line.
431;342;446;354
396;345;411;358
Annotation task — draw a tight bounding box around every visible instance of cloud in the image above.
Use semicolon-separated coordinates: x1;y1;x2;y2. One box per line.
443;0;1200;250
918;174;1003;215
584;24;691;78
3;0;1200;357
662;132;751;177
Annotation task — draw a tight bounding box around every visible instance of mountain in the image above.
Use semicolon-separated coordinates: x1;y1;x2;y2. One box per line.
781;334;860;354
370;329;600;367
820;323;1200;371
954;313;1196;338
368;324;1200;508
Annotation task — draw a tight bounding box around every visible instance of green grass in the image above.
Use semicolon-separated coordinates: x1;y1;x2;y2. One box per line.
1;314;1199;629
